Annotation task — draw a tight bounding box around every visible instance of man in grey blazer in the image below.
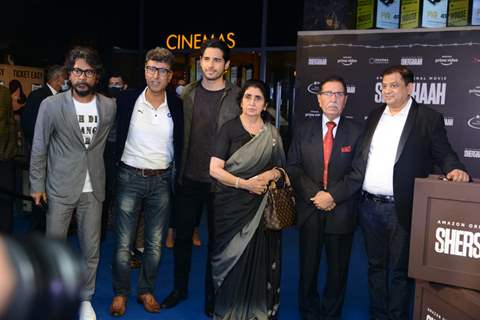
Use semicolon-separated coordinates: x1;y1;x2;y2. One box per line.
30;46;116;320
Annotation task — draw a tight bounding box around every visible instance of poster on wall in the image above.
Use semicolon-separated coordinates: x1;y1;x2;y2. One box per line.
356;0;375;29
295;27;480;178
421;0;448;28
376;0;400;29
400;0;421;28
472;0;480;25
447;0;469;26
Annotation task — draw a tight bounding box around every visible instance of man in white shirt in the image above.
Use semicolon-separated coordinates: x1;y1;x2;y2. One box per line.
321;65;469;319
109;47;183;317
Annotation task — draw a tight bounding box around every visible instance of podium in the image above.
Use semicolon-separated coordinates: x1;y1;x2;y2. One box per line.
409;175;480;320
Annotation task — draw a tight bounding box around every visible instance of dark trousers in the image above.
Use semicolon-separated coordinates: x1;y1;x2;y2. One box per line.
173;178;215;308
358;195;412;320
24;143;46;233
0;160;15;234
299;212;353;320
101;141;116;240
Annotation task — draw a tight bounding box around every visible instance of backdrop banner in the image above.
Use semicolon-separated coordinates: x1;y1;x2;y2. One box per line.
295;27;480;178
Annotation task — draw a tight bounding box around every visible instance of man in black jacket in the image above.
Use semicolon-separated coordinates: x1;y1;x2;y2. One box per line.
22;65;66;151
21;65;66;232
288;76;363;320
109;47;183;316
318;65;469;320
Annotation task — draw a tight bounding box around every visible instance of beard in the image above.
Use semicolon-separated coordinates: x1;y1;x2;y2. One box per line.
72;82;95;97
202;69;224;81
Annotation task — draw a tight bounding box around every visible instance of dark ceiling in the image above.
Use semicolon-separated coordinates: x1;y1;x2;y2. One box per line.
2;0;303;67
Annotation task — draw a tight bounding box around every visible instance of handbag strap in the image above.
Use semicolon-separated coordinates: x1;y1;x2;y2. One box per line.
275;167;291;187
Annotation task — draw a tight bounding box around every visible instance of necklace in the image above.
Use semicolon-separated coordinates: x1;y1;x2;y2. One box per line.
241;116;264;137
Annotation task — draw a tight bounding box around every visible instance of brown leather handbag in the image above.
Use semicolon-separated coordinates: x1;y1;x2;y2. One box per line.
264;168;296;230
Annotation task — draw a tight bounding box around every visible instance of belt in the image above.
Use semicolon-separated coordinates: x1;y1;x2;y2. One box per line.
362;191;395;203
120;162;169;177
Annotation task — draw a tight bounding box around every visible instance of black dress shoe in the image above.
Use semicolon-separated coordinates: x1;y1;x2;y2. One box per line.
160;290;187;309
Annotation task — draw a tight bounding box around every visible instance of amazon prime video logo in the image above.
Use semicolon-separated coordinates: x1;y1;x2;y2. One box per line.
467;115;480;129
468;86;480;97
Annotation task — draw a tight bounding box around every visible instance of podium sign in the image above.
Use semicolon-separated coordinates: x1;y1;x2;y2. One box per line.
414;280;480;320
409;175;480;291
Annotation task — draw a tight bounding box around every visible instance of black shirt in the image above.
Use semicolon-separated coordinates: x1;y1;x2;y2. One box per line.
213;117;253;161
184;85;225;182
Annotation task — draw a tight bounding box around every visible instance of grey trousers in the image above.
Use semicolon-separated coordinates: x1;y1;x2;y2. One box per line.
46;192;102;301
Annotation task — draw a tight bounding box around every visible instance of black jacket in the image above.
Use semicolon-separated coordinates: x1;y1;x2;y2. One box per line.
21;86;54;145
287;115;363;233
329;100;467;230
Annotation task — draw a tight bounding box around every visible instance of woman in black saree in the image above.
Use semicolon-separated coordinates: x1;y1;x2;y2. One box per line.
209;80;286;320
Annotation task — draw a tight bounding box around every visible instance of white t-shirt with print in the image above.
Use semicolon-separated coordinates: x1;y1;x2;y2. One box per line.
74;97;98;193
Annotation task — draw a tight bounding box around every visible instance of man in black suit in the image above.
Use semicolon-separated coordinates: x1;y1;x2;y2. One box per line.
288;76;363;320
21;65;66;232
318;65;469;320
22;65;66;150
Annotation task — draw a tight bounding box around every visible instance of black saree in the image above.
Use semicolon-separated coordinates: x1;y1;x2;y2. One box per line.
212;122;285;320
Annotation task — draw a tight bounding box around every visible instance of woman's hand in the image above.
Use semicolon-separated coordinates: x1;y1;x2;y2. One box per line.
243;176;269;195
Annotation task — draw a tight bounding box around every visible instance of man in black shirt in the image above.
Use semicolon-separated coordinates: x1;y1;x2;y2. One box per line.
161;39;240;317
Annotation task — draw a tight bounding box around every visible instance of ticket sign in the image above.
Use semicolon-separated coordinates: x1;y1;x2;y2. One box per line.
448;0;469;26
356;0;375;29
421;0;448;28
400;0;421;28
0;64;44;96
472;0;480;25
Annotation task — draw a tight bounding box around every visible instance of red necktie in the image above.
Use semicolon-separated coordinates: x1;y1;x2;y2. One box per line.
323;121;336;189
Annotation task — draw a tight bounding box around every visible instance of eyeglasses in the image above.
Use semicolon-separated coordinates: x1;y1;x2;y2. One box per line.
319;91;346;98
71;68;96;78
381;83;402;91
145;66;171;76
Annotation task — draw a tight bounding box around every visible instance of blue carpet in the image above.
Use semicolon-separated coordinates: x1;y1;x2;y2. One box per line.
91;226;369;319
13;213;370;319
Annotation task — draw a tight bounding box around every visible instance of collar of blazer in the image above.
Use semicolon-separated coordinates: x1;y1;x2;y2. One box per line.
362;99;419;164
62;89;107;149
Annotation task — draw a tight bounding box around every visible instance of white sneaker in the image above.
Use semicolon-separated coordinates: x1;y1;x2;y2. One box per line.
79;301;96;320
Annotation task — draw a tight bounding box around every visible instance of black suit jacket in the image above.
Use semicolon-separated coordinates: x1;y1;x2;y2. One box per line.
287;115;363;233
115;88;184;178
21;86;54;145
330;100;466;230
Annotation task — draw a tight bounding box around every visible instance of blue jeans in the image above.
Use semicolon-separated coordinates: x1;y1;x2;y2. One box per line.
358;194;412;320
112;166;172;296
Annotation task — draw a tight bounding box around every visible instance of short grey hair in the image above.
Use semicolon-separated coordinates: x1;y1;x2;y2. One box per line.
46;65;66;81
145;47;174;67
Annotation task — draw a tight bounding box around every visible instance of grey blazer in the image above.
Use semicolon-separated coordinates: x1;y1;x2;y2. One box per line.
30;90;116;204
